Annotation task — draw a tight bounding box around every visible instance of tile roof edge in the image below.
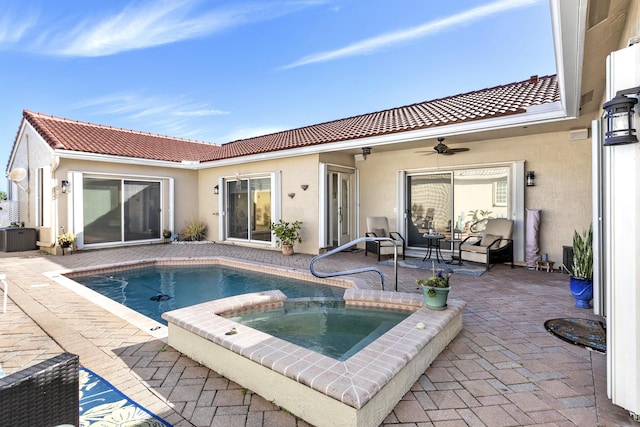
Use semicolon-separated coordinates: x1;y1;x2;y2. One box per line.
22;110;221;147
221;74;558;146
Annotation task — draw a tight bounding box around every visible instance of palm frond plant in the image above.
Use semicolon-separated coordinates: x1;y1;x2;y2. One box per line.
181;215;207;241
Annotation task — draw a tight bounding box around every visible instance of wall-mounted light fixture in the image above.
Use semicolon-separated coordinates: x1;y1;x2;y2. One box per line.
288;192;295;199
526;171;535;187
602;85;640;146
300;184;309;191
213;184;219;195
354;147;372;162
61;180;70;193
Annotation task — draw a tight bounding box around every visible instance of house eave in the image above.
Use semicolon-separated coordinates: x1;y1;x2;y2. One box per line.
550;0;588;119
200;104;569;167
54;150;201;169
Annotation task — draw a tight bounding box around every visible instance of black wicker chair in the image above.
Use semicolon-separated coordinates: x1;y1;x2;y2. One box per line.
0;352;79;427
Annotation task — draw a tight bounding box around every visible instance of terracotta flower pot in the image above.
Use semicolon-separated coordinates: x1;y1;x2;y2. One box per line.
281;245;294;256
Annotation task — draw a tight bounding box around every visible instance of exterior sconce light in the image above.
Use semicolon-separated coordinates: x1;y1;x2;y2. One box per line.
355;147;372;162
213;184;219;195
61;180;70;193
301;184;309;191
602;85;640;146
526;171;535;187
288;192;295;199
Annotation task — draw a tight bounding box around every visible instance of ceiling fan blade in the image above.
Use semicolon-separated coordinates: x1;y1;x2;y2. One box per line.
448;147;470;153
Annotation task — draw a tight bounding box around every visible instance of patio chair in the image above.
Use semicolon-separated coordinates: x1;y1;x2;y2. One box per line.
459;218;514;270
364;216;405;261
0;352;79;426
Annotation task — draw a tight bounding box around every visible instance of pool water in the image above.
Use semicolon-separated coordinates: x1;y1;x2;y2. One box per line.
230;299;410;361
74;265;345;324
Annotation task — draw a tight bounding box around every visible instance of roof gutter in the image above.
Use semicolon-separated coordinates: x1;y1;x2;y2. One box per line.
54;150;202;169
549;0;588;119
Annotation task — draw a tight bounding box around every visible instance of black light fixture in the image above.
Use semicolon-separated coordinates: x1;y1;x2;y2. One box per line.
213;185;219;195
526;171;535;187
61;180;70;193
362;147;372;158
602;85;640;146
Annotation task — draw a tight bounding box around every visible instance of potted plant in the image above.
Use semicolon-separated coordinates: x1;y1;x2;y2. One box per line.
562;225;593;308
270;220;302;256
57;232;76;248
57;232;76;255
162;229;172;239
416;269;451;310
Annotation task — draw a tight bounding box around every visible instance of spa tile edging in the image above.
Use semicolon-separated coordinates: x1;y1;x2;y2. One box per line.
162;290;465;409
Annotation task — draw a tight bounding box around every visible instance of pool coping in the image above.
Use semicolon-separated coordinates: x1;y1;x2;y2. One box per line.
162;289;465;427
44;256;371;341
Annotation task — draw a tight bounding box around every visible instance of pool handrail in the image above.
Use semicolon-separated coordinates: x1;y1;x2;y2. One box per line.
309;237;399;291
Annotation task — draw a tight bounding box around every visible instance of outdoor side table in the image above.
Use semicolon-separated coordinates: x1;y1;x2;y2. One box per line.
422;233;445;262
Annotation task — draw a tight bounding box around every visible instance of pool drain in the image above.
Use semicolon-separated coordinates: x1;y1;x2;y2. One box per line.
150;294;172;301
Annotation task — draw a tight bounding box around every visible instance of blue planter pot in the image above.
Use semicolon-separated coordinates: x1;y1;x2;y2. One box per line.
569;276;593;308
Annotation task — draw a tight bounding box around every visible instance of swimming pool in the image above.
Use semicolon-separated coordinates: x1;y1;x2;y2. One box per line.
72;264;346;324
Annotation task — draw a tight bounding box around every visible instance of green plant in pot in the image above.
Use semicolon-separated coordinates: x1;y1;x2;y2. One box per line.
562;225;593;308
270;220;302;256
416;269;451;310
57;232;76;247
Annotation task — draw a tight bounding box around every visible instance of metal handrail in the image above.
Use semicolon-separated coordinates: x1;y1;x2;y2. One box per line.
309;237;400;291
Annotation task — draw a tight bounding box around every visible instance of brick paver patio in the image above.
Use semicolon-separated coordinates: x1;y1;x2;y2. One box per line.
0;243;634;426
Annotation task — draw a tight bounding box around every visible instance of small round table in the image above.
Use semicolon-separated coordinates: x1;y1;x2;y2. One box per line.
422;233;445;262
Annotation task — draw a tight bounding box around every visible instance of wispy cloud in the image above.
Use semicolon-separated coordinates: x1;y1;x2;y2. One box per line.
74;91;230;140
280;0;541;69
173;109;230;117
37;0;326;57
0;7;37;46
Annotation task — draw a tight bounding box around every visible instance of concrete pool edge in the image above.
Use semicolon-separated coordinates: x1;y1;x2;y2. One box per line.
163;290;465;427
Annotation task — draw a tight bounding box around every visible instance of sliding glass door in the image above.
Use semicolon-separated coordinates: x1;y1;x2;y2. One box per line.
226;177;271;242
83;178;161;245
406;166;510;252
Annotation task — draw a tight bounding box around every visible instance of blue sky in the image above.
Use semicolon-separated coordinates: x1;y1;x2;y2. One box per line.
0;0;555;188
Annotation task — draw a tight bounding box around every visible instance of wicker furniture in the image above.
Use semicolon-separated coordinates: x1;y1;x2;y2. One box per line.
0;352;79;427
459;218;514;270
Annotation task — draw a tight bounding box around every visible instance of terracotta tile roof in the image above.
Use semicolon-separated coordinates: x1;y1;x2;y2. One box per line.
202;74;559;161
20;74;558;164
22;110;220;163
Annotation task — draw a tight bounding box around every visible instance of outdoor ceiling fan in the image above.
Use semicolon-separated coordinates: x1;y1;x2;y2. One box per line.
419;137;470;155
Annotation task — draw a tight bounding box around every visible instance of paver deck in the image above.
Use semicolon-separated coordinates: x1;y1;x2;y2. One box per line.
0;243;634;426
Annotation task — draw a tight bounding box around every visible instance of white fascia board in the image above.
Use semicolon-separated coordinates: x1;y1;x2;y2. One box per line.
55;150;199;169
550;0;587;119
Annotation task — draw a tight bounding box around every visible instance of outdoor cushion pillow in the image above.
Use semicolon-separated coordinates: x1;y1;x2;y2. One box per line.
481;233;500;246
371;228;387;237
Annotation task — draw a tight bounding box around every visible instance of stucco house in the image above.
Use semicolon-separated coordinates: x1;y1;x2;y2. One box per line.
5;0;640;417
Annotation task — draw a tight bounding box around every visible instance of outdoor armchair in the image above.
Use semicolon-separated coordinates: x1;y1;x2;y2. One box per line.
459;218;514;270
364;216;405;261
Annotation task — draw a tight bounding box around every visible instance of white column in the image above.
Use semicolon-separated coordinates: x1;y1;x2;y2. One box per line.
604;42;640;416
